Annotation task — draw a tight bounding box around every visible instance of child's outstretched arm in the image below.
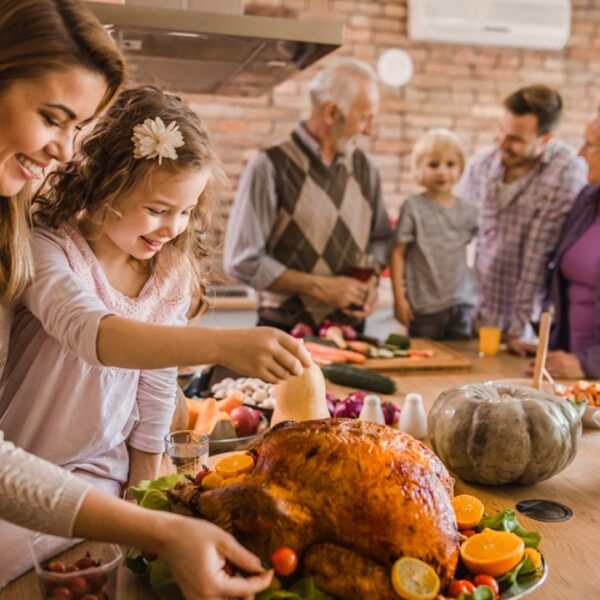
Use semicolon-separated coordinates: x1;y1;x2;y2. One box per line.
390;243;414;327
97;319;310;383
24;229;311;384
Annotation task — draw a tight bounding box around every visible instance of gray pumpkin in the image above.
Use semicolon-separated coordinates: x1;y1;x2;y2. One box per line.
427;382;581;485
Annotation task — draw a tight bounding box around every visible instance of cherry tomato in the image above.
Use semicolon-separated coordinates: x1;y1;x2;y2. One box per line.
50;588;74;600
47;561;67;573
473;574;500;596
271;547;298;576
447;579;477;597
462;529;476;537
194;468;212;485
67;576;90;596
85;571;108;592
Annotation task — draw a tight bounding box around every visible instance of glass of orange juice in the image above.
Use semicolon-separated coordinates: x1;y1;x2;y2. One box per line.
478;326;502;357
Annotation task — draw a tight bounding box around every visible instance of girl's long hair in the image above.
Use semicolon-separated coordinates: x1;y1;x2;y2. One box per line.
0;0;126;304
34;85;226;317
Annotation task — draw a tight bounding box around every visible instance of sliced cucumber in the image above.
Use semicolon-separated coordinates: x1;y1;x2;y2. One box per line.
321;364;396;394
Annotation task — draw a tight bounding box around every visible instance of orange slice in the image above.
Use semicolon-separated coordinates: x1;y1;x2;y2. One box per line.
460;528;525;577
453;494;485;529
221;473;247;486
391;557;440;600
215;454;255;479
201;472;225;490
525;548;543;573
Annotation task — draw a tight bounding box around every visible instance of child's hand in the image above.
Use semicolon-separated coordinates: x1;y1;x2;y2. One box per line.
216;328;312;383
394;295;414;326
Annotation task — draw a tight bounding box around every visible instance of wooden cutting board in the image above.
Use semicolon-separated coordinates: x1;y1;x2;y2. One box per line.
363;338;471;372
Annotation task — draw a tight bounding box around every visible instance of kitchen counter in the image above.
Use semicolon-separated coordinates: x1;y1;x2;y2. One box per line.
208;282;395;311
2;340;597;599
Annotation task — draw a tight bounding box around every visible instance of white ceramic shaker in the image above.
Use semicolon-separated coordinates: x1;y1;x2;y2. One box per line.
359;394;386;424
398;393;427;439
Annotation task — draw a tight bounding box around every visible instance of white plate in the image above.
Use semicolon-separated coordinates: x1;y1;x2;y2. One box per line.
581;404;600;429
487;379;598;427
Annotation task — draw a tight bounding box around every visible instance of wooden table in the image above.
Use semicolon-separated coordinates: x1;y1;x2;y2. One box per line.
2;341;598;599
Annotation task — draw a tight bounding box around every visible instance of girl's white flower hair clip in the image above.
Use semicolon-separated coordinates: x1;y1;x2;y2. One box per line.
132;117;185;165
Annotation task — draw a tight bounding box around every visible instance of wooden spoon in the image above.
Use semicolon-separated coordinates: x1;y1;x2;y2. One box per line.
532;312;552;390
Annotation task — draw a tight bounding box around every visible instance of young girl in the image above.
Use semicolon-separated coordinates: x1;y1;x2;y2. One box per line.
391;129;478;339
0;84;307;580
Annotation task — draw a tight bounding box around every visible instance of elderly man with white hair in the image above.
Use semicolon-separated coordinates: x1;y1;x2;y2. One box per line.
224;58;393;333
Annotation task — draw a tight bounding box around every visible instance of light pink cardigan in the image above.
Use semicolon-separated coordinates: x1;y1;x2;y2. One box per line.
0;223;189;491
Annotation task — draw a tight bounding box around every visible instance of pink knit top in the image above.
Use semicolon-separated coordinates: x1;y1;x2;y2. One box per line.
0;223;190;492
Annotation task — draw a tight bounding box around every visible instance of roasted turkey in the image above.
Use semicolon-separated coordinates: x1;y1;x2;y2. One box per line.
169;419;460;598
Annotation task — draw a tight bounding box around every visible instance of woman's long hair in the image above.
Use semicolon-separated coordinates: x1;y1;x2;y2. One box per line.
0;0;126;304
35;86;227;317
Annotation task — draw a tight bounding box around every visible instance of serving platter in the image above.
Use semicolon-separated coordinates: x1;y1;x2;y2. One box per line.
502;557;548;599
492;378;600;429
364;338;472;372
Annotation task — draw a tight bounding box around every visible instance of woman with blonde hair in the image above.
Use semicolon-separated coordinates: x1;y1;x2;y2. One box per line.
0;1;274;595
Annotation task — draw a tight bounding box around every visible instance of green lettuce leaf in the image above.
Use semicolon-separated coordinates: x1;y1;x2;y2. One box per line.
478;509;541;548
457;585;496;600
148;558;185;600
498;553;539;595
128;474;185;510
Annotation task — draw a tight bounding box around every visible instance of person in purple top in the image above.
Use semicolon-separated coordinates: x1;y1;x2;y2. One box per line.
544;110;600;379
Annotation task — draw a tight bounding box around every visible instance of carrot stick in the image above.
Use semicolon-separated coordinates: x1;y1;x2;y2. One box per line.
304;342;367;364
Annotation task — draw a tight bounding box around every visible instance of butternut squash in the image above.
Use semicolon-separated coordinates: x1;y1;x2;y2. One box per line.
186;397;205;429
271;360;330;426
216;390;244;414
193;398;219;434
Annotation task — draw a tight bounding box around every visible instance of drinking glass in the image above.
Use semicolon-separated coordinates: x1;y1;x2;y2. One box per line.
478;326;502;357
349;253;377;282
164;430;209;475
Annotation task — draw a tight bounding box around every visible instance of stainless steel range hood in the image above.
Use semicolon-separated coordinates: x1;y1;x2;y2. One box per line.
85;1;343;96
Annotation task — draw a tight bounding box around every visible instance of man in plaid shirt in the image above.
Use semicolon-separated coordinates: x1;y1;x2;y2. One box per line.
458;85;587;355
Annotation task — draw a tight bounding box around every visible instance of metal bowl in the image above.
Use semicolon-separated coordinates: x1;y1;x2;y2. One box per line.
209;414;269;455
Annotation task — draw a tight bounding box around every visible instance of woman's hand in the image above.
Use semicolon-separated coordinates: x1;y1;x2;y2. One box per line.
216;327;312;383
158;516;273;599
73;490;273;600
525;350;585;379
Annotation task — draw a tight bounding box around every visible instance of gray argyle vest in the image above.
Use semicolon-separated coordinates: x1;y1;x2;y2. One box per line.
259;130;375;329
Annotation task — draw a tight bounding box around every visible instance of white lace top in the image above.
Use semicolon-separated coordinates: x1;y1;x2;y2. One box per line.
0;431;90;537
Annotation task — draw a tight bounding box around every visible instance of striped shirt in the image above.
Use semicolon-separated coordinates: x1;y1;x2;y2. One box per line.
457;140;587;337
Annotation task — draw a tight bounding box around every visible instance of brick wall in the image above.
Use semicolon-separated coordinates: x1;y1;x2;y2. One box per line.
179;0;600;258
